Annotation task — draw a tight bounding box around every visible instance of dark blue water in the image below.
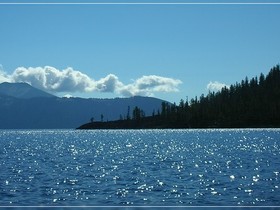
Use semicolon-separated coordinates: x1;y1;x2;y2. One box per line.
0;129;279;206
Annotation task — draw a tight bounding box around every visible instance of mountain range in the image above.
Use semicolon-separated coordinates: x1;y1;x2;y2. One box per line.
0;82;55;99
0;82;166;129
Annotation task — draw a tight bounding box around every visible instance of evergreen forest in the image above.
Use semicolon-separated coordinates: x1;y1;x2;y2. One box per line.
78;65;280;129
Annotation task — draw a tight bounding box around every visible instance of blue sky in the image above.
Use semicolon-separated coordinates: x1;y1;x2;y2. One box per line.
0;2;280;102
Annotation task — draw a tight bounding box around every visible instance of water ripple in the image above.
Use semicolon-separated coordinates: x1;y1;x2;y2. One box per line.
0;129;279;206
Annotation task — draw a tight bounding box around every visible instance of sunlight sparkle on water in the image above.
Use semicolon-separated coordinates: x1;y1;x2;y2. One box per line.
0;129;280;205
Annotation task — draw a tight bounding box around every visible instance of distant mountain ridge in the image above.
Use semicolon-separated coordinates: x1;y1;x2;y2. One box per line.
0;82;56;99
0;82;166;129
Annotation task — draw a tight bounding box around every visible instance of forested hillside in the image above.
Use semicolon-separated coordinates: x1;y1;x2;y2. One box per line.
176;64;280;128
79;65;280;129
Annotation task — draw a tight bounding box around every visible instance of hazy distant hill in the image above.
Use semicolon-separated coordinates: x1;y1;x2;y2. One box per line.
0;82;56;99
0;83;166;129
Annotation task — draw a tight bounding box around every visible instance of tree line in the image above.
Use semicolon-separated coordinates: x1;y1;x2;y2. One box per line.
158;64;280;128
156;64;280;128
79;65;280;129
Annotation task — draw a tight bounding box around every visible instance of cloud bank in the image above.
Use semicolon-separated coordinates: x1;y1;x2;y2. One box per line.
207;81;229;92
1;66;182;97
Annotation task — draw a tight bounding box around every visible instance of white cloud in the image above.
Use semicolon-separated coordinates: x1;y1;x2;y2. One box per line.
118;75;182;97
0;65;11;83
207;81;229;92
0;66;182;97
95;74;124;93
63;94;73;98
0;72;10;83
11;66;95;92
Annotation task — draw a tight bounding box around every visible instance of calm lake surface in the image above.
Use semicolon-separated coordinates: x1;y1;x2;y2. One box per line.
0;129;279;206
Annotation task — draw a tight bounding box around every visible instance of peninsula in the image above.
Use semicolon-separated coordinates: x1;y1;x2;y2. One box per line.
78;65;280;129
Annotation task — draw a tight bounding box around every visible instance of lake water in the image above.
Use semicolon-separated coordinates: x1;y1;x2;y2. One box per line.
0;129;279;207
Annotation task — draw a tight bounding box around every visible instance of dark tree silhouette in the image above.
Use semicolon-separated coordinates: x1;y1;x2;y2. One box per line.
79;65;280;129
